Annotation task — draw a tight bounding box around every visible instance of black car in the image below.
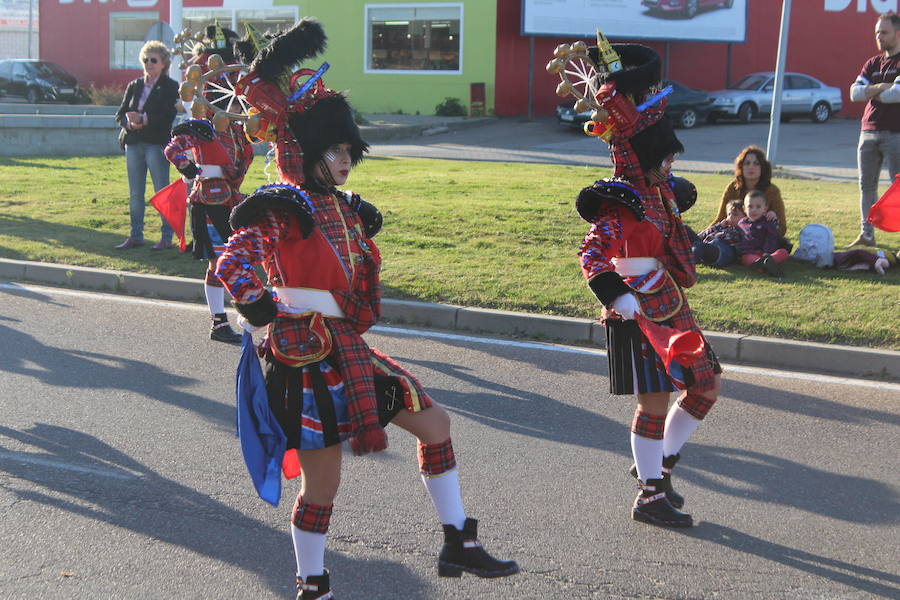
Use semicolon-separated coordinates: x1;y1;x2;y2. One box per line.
0;59;87;104
556;79;713;130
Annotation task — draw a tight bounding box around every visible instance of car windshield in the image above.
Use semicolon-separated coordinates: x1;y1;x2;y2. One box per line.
27;62;69;77
728;74;770;90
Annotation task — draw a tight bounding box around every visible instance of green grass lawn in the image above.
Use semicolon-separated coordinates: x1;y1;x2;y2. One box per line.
1;154;898;349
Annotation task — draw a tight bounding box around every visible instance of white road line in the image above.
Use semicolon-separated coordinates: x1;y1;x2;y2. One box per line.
4;282;899;392
0;450;141;480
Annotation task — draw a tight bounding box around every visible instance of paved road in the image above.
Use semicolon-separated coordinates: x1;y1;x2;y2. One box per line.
2;283;898;599
371;116;872;184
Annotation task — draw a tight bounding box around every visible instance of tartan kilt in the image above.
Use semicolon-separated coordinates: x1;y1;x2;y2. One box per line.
606;311;720;396
263;328;433;451
190;202;232;260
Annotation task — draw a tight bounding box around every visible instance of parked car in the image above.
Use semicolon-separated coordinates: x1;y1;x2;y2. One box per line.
707;72;842;124
642;0;734;19
556;79;713;130
0;59;87;104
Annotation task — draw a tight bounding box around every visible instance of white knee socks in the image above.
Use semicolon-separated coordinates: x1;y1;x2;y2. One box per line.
421;468;466;530
291;524;327;581
204;284;225;315
663;404;702;458
631;434;663;481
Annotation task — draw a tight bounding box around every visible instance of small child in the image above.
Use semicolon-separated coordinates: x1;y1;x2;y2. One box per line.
737;190;790;277
693;200;745;267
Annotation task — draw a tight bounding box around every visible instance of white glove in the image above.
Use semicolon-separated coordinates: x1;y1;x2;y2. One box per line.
236;315;264;334
610;293;640;320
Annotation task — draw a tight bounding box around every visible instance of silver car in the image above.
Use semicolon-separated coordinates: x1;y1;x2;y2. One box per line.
707;72;842;124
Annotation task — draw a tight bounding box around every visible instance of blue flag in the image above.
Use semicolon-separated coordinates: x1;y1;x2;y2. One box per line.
236;330;287;506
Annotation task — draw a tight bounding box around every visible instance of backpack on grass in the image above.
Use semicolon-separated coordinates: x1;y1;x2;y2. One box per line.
792;223;834;268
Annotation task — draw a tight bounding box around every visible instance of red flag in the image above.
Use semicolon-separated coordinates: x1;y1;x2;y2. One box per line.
868;174;900;232
149;179;188;251
636;315;705;369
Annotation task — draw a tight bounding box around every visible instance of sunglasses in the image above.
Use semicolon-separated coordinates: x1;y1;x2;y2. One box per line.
142;57;158;64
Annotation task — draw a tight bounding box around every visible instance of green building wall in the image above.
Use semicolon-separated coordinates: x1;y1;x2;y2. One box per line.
275;0;496;115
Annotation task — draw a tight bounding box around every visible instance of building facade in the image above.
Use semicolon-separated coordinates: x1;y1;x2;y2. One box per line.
496;0;894;119
37;0;495;115
36;0;900;118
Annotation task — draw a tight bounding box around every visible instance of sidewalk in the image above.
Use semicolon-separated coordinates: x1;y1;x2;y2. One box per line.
2;257;898;381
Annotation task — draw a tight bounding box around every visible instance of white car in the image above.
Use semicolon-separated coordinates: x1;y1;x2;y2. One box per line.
707;72;842;124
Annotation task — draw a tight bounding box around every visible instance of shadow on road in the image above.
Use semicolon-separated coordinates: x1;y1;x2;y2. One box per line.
682;521;900;598
0;423;430;599
0;322;231;426
687;444;900;525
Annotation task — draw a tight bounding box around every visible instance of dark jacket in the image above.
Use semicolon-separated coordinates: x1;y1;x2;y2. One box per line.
115;75;179;146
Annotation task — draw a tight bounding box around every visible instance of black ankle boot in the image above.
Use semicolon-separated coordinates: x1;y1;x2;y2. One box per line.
210;313;242;344
632;479;692;527
295;570;333;600
628;453;684;509
438;518;519;578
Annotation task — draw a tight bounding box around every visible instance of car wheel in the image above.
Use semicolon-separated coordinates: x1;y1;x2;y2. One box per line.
26;87;40;104
679;108;698;129
737;102;755;123
811;101;831;123
684;0;698;17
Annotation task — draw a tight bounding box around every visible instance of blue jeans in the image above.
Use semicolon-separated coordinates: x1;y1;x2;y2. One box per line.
125;142;173;242
693;239;736;267
857;130;900;237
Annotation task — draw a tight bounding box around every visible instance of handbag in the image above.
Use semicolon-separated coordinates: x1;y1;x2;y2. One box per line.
117;127;127;152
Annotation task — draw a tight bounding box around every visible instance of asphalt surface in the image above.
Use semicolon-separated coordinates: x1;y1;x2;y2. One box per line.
368;114;873;184
1;282;899;599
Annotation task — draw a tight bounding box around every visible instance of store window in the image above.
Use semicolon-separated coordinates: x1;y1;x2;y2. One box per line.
182;9;296;44
365;4;462;74
110;12;160;69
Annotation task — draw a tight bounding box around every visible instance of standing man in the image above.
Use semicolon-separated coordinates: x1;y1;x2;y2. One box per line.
849;12;900;247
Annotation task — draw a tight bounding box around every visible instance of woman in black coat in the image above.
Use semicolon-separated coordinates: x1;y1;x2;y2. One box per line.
114;40;180;249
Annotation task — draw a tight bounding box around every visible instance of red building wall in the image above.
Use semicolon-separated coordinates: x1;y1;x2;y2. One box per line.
39;0;172;90
496;0;889;119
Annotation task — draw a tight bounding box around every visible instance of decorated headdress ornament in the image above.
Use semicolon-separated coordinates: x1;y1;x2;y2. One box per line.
546;30;671;143
231;18;369;184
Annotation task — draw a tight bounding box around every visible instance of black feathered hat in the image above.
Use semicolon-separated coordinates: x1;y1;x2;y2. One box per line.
628;115;684;173
591;44;661;97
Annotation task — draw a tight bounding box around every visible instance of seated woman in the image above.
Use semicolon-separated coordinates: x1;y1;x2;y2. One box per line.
709;145;791;250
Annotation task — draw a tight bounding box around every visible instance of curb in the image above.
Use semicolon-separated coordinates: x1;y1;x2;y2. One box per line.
359;116;493;142
2;258;898;381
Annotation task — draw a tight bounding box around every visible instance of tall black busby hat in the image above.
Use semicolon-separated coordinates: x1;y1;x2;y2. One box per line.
591;44;661;96
287;94;369;180
628;115;684;173
195;23;239;64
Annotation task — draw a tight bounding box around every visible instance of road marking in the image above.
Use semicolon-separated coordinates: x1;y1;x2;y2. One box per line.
4;282;899;392
0;449;141;480
372;326;900;392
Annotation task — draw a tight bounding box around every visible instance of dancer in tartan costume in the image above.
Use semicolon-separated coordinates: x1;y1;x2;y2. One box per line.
164;23;254;343
215;19;517;599
574;43;722;527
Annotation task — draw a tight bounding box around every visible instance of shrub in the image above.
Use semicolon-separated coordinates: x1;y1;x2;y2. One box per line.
435;97;466;117
352;108;369;125
86;83;125;106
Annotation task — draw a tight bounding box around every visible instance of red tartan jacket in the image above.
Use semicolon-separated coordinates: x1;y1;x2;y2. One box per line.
580;83;697;324
164;121;254;206
216;191;381;338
